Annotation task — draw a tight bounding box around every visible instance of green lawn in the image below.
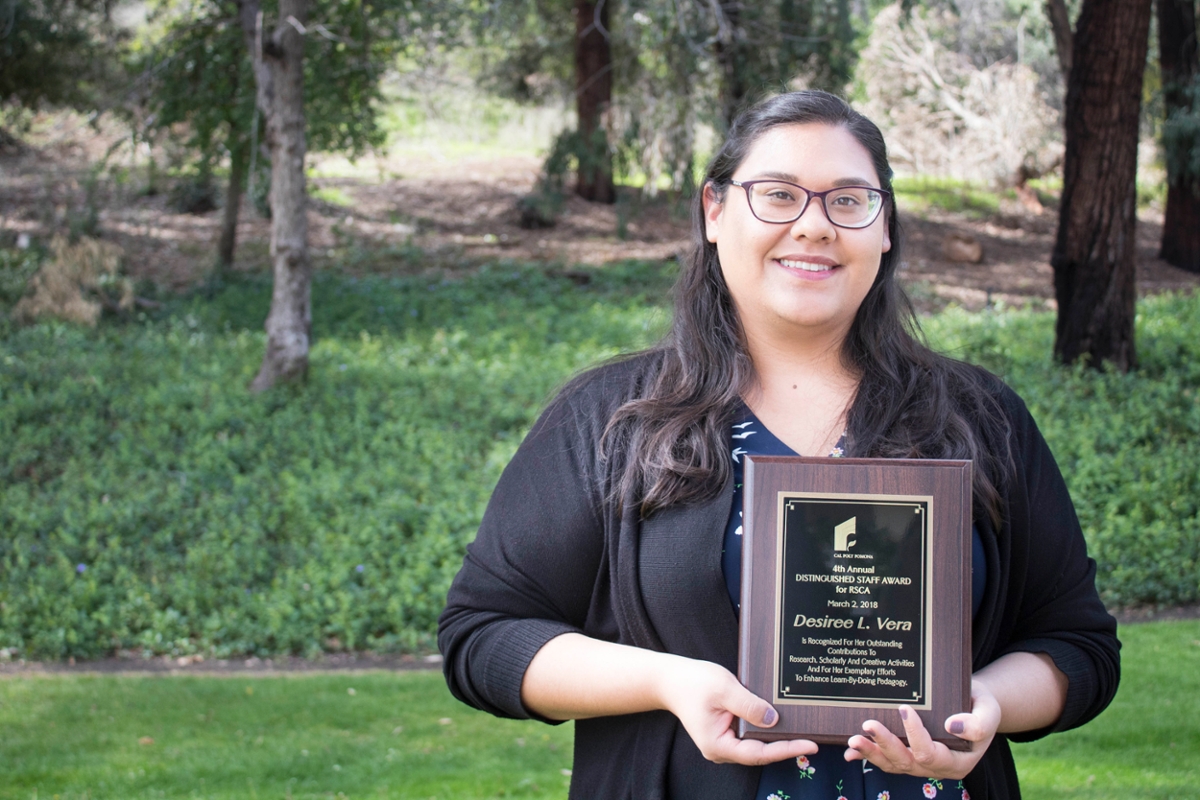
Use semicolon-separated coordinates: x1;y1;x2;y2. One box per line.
1;620;1196;799
1012;619;1200;799
0;670;573;800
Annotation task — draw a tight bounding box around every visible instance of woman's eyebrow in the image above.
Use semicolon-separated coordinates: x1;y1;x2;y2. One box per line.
831;177;877;188
752;170;800;182
750;171;877;188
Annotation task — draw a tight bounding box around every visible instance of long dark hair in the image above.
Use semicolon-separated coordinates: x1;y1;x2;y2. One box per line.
602;90;1013;526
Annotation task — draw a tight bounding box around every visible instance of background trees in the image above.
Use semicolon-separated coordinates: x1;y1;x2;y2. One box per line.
1158;0;1200;273
572;0;614;202
137;0;451;389
0;0;116;121
4;0;1191;377
475;0;861;203
236;0;313;391
1051;0;1152;371
137;8;258;269
139;0;396;269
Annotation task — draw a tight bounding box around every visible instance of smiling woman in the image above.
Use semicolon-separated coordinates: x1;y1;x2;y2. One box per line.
438;91;1119;800
702;124;893;457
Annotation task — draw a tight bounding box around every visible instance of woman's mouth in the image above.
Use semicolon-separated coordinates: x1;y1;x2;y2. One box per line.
777;257;839;273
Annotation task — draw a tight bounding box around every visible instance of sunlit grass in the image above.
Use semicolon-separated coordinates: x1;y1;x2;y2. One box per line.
309;186;355;208
0;671;574;800
1013;620;1200;799
892;175;1001;218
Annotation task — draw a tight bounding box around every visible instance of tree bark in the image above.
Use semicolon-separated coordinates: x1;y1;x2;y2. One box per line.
574;0;615;204
1157;0;1200;272
238;0;311;391
217;137;249;270
1051;0;1152;372
1044;0;1074;78
713;0;746;131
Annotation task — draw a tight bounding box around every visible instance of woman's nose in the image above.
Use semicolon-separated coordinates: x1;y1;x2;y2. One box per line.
789;198;837;240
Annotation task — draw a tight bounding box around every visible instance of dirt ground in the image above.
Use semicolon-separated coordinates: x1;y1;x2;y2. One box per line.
3;119;1198;305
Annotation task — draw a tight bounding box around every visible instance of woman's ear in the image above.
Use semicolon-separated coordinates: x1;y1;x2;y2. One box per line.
702;183;723;244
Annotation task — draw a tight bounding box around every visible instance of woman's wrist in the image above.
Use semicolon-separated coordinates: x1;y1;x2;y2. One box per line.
522;633;694;721
973;652;1067;733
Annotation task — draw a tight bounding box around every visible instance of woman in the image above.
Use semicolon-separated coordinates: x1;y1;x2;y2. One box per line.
439;91;1119;800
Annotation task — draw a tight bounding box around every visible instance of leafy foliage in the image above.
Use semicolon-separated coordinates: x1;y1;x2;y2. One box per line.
0;245;42;307
1;259;1197;660
0;259;672;659
473;0;862;196
135;0;404;177
0;0;115;112
1163;74;1200;194
924;294;1200;608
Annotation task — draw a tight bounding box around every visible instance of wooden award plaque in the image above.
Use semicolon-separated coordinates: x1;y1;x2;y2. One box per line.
737;457;972;751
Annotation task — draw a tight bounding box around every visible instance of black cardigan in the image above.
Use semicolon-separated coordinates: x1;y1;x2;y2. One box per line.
439;353;1120;800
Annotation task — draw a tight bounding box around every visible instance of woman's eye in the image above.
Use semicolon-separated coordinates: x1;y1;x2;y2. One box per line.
764;189;797;203
830;194;862;207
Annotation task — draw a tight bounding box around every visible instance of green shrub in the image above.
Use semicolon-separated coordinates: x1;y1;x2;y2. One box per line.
0;245;43;308
923;294;1200;608
0;260;672;659
0;257;1196;660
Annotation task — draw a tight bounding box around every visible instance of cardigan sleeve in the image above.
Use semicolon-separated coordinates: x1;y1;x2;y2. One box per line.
437;363;629;722
992;388;1121;742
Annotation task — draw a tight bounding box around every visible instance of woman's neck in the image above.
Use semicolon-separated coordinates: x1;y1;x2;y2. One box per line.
741;328;860;457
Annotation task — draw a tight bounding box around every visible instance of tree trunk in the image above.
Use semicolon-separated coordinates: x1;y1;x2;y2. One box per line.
713;1;746;131
1157;0;1200;272
574;0;614;204
1044;0;1074;78
1051;0;1151;372
217;137;249;271
238;0;311;391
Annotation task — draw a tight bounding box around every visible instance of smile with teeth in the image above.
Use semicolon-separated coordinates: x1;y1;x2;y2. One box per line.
778;258;838;272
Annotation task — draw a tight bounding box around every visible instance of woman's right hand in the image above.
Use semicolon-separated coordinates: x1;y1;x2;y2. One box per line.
658;657;819;766
523;633;816;766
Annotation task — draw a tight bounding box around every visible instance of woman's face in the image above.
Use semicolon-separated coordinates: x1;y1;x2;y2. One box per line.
703;123;891;347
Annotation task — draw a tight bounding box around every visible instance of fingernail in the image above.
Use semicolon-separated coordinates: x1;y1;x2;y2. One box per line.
763;707;778;726
950;720;965;735
899;708;908;721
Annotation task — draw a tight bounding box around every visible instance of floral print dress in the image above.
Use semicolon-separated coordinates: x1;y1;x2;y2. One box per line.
721;406;978;800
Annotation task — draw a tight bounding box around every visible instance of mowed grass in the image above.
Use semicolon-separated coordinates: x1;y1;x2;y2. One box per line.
1;621;1196;799
0;671;573;799
1012;619;1200;800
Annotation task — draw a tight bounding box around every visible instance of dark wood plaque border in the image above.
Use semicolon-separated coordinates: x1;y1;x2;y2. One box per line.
737;457;972;751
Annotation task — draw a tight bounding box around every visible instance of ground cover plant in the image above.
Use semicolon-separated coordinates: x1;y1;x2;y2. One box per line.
923;294;1200;608
0;620;1195;799
1;253;1199;660
0;259;672;660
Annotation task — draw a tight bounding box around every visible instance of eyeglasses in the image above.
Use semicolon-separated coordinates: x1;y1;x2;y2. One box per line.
728;179;890;229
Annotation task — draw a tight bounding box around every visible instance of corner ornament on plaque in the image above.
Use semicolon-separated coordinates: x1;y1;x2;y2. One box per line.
737;457;973;751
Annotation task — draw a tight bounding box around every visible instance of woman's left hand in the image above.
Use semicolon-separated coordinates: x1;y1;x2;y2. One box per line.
843;679;1001;780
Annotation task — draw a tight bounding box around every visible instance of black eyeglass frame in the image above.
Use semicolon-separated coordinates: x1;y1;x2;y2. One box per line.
728;179;892;229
